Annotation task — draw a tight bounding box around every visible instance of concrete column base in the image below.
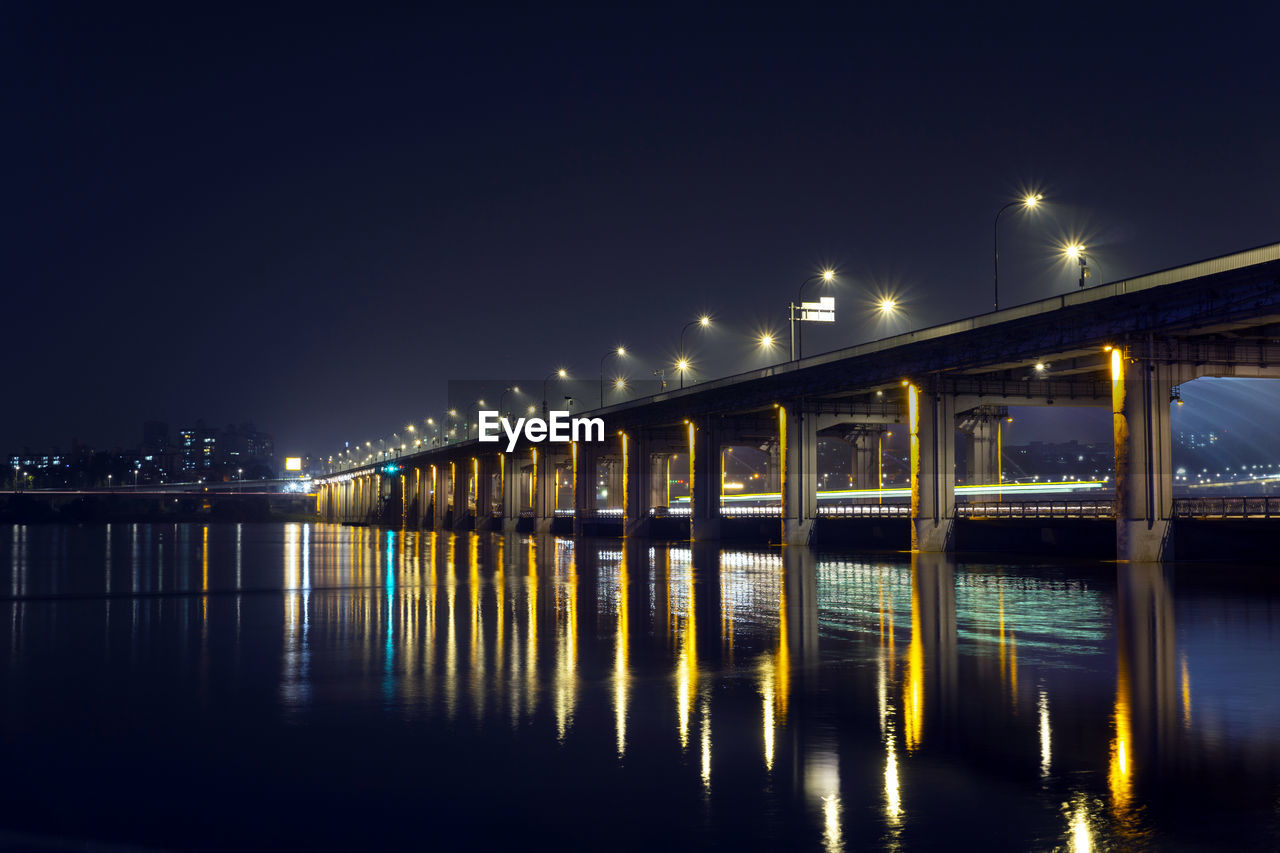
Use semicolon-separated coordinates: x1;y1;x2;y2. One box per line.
535;517;554;534
502;517;520;534
912;518;955;552
783;518;815;546
475;515;495;532
690;517;721;541
1118;519;1172;562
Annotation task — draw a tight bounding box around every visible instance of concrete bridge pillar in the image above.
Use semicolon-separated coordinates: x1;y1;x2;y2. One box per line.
844;427;887;490
624;431;651;537
417;466;429;527
431;463;447;529
649;452;672;510
572;442;599;536
690;417;723;541
533;448;561;533
1114;351;1175;561
603;456;624;509
452;459;470;531
475;455;495;531
781;404;818;545
501;451;524;533
910;384;956;552
957;405;1004;486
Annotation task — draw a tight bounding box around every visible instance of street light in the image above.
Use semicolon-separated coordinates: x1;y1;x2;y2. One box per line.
790;270;835;361
543;368;568;416
499;386;521;418
600;347;626;406
1064;244;1103;289
678;315;711;389
993;193;1043;311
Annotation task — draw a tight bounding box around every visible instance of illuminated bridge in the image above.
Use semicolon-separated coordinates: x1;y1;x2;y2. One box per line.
314;242;1280;561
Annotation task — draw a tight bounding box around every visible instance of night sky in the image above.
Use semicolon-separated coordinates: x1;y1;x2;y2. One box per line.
6;6;1279;458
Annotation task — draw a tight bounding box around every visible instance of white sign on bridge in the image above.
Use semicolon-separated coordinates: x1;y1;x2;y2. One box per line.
799;296;835;322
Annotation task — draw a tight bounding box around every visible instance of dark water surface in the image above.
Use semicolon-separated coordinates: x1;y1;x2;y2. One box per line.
2;523;1278;851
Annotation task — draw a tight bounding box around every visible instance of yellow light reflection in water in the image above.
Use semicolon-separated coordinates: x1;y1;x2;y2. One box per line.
759;563;790;771
469;534;484;717
1108;655;1134;820
425;532;438;685
615;546;630;757
674;559;697;750
1066;794;1095;853
1180;652;1192;728
761;656;776;770
553;539;578;741
823;795;842;853
281;523;308;710
903;558;924;753
495;536;505;699
699;693;711;792
445;534;457;719
1039;689;1051;779
884;733;902;826
524;537;539;722
201;524;209;629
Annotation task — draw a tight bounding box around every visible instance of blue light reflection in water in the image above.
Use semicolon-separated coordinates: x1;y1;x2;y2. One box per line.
0;523;1278;851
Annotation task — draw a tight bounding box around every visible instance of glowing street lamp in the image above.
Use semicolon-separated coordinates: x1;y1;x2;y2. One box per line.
678;315;711;389
600;347;627;406
675;357;691;388
790;269;835;361
499;386;521;418
1063;244;1103;289
993;193;1043;311
543;368;568;416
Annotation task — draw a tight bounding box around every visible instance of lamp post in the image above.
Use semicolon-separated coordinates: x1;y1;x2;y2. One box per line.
993;193;1043;312
790;270;834;361
543;368;568;416
1064;244;1102;289
678;315;711;389
600;347;626;406
498;386;521;418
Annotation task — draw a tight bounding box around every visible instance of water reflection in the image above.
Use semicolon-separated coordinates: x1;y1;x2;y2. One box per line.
2;524;1279;849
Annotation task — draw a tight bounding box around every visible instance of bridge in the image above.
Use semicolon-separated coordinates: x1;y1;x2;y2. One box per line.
313;242;1280;561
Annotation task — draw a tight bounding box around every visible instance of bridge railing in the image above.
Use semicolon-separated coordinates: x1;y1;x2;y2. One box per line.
956;500;1116;519
1173;496;1280;518
816;504;910;518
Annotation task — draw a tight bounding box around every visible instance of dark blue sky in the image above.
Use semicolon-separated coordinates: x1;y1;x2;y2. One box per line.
5;5;1279;457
